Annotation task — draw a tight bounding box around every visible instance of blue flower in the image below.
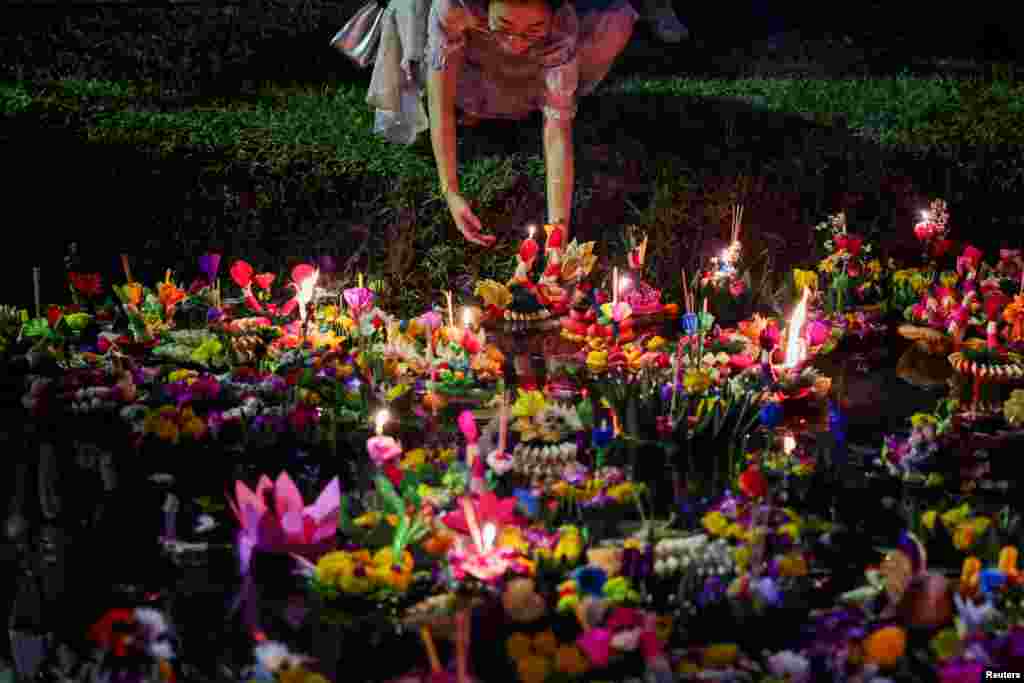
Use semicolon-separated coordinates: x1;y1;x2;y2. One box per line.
752;576;782;607
980;569;1008;595
759;402;783;429
571;566;608;597
592;424;614;448
680;313;700;335
514;488;540;518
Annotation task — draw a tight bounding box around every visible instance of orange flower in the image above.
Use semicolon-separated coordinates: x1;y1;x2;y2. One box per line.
158;271;186;315
863;626;906;669
1004;295;1024;343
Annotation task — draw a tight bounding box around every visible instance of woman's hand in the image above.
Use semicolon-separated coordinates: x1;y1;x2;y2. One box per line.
446;191;495;247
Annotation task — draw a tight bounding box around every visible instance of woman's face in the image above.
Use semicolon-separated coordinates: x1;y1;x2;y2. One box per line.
488;0;552;55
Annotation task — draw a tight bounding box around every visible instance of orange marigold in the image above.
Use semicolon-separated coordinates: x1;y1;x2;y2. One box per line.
863;626;906;669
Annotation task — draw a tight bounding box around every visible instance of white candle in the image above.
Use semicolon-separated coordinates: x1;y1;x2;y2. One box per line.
463;307;471;330
482;523;497;552
32;266;41;318
613;267;619;306
375;409;389;436
783;434;796;455
447;291;455;328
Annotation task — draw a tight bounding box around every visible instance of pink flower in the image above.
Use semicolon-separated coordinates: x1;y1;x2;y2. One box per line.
230;260;254;289
442;492;522;537
806;320;831;347
834;234;863;257
957;245;983;274
729;278;746;297
577;628;613;667
729;354;755;370
344;287;375;320
605;607;643;631
227;472;340;575
914;221;940;242
367;436;402;467
253;273;276;291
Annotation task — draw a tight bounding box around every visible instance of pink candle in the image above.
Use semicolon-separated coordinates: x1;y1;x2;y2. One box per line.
987;321;998;350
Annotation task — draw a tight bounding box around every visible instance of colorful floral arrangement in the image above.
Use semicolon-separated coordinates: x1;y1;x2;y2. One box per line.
814;211;884;315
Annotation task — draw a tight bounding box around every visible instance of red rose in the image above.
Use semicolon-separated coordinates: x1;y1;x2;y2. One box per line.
47;305;62;328
384;463;403;487
738;465;768;499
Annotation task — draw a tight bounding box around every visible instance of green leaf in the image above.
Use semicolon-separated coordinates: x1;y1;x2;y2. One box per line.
375;475;406;516
339;494;358;538
21;318;52;338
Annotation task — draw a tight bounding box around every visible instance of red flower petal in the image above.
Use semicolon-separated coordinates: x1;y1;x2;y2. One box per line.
230;260;254;288
291;263;316;285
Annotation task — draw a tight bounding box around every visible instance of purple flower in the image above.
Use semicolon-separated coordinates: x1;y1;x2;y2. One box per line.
199;253;222;281
939;658;985;683
207;307;224;323
343;287;374;320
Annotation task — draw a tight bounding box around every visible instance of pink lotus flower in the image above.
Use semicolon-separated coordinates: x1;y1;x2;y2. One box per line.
367;436;403;466
442;492;522;537
228;472;340;576
280;264;319;318
344;287;375;320
729;354;755;370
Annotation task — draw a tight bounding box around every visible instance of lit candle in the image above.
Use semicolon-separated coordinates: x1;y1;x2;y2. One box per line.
784;288;810;369
783;434;796;455
620;276;631;300
447;291;455;329
987;321;998;350
463;307;471;330
482;523;497;552
613;267;619;306
358;272;364;289
375;409;389;436
462;498;484;551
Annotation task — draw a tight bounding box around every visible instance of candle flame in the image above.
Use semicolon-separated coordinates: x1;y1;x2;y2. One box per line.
619;276;631;294
528;224;536;240
375;409;389;436
784;288;810;369
482;523;497;552
921;210;930;220
783;434;796;454
463;307;472;329
296;268;320;322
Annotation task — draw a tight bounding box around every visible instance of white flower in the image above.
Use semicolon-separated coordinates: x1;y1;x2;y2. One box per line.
194;514;217;534
767;650;811;683
486;449;515;475
610;628;641;651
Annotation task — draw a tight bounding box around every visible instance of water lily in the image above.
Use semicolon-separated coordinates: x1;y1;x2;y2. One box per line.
442;491;522;539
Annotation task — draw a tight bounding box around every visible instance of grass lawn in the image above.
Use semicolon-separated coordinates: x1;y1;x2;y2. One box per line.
4;64;1024;316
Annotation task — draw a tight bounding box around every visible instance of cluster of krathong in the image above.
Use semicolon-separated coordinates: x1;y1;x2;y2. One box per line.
475;223;598;324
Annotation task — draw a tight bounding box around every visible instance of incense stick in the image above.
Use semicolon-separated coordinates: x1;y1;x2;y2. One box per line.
120;254;133;283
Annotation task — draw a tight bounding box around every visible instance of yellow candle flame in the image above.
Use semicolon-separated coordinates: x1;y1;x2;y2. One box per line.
783;434;796;454
784;288;810;369
482;523;497;552
375;409;389;436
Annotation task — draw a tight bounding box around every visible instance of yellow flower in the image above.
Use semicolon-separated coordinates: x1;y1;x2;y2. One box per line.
940;271;959;289
586;350;608;374
863;626;906;669
554;645;589;675
953;523;976;551
607;483;637;503
315;551;354;586
683;369;712;395
498;527;530;555
475;279;513;309
168;369;197;383
778;523;801;543
401;448;428;470
910;413;938;429
506;632;534;661
1004;389;1024;427
181;416;207;440
702;511;728;536
354;510;381;528
910;272;929;293
867;259;883;279
922;510;938;531
725;523;746;540
778;553;809;578
551;480;571;498
437;448;456;463
516;655;551;683
734;545;752;571
280;667;330;683
532;630;558;657
553;527;582;564
971;517;992;536
512;389;547;419
941;503;971;530
793;269;818;292
646;336;666;352
702;644;739;668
